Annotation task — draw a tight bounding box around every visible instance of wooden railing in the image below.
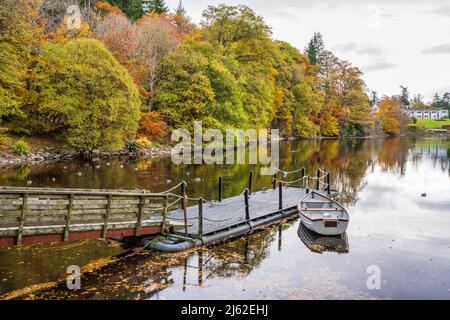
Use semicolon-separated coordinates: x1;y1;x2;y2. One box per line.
0;187;175;245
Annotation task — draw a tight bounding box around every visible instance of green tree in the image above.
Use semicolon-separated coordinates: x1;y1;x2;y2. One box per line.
154;44;215;131
0;0;39;123
399;85;410;107
31;38;141;152
201;5;276;127
145;0;169;14
305;32;325;66
105;0;145;20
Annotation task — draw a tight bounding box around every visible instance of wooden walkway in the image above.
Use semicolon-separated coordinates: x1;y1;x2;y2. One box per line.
0;167;336;247
166;187;335;237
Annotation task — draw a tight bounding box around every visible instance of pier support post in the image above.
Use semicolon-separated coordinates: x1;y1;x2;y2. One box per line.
198;198;203;239
316;169;320;190
244;189;250;221
248;171;253;194
218;176;223;202
327;172;331;195
278;181;283;210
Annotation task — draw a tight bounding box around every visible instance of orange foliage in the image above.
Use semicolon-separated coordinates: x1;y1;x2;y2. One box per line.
138;112;168;141
95;2;125;17
376;97;402;136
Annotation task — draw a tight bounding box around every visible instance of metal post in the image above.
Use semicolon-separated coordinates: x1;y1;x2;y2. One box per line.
218;176;223;202
248;171;253;194
316;169;320;190
162;196;168;233
272;171;277;190
244;188;250;221
301;168;305;188
198;198;203;239
181;181;186;210
278;181;283;210
327;172;331;195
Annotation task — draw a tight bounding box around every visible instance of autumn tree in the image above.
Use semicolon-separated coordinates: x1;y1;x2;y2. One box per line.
154;44;215;131
201;5;276;127
30;39;141;152
136;14;181;108
376;97;402;136
0;0;42;124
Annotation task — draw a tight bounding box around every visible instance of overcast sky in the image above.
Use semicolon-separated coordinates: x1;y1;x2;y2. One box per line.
166;0;450;102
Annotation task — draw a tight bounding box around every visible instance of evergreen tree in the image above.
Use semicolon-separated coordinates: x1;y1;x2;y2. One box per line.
175;0;187;16
399;85;410;107
106;0;144;20
305;32;325;65
145;0;169;14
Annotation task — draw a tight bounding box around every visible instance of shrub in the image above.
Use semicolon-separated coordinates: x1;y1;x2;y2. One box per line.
127;140;142;152
138;112;168;141
412;117;417;124
32;39;141;152
12;139;29;155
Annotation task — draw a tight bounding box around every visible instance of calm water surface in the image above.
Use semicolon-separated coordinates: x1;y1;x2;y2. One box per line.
0;137;449;299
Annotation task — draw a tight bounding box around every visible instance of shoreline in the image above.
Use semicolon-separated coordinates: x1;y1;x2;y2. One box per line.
0;146;173;167
2;133;446;168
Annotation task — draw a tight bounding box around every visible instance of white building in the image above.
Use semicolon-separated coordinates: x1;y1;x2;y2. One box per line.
409;109;449;119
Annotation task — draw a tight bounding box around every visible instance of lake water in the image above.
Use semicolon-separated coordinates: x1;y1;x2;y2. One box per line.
0;137;449;299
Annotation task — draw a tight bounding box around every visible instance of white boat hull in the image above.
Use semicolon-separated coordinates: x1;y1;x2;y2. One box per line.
300;213;349;236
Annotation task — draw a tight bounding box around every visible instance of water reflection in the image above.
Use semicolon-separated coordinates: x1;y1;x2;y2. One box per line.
297;223;349;254
0;137;449;299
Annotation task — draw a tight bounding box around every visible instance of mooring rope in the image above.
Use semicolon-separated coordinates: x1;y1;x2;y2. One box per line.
161;182;184;194
274;167;305;175
276;177;304;185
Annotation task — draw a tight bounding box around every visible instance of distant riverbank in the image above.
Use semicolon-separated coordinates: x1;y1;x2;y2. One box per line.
0;134;386;167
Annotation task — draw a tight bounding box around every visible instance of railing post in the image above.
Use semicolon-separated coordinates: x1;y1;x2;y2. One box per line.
244;188;250;221
198;198;203;239
218;176;223;202
181;181;186;210
272;171;277;190
248;171;253;194
327;172;331;195
135;196;145;236
278;181;283;210
316;169;320;190
101;194;111;240
162;196;168;234
301;168;305;188
17;193;28;245
64;194;74;241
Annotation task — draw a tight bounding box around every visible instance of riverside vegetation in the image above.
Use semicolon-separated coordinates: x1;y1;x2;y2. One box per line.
1;0;449;161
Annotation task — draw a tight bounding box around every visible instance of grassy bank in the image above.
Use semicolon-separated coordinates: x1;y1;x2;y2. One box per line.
416;118;450;129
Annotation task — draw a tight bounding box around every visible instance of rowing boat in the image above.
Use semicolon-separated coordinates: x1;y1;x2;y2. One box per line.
298;191;349;235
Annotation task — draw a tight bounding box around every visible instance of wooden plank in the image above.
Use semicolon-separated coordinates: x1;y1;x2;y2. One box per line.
63;194;74;241
102;195;112;239
16;193;27;245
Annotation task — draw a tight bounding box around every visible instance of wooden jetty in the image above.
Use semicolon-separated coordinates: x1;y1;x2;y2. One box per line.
0;168;337;248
